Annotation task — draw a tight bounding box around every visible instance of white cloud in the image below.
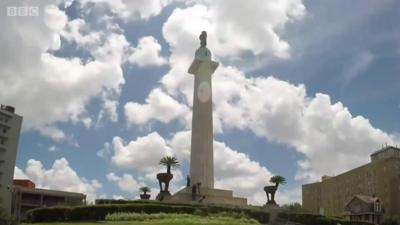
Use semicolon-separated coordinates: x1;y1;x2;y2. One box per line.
342;51;374;87
15;158;102;202
106;173;144;194
110;132;173;172
97;142;112;158
48;145;57;152
163;0;305;60
130;60;396;185
111;0;398;196
105;130;279;204
39;126;67;142
61;18;102;47
82;117;93;129
213;141;274;205
96;98;119;125
0;1;128;139
129;36;167;67
124;88;190;126
112;195;126;200
14;167;29;180
80;0;175;20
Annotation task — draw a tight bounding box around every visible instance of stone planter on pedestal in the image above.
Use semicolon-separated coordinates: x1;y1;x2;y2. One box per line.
264;185;278;206
156;173;173;200
140;194;151;200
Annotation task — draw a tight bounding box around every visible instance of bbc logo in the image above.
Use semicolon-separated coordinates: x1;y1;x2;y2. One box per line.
7;6;39;17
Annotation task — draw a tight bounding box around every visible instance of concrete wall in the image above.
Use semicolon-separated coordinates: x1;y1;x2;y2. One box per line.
0;108;22;213
302;157;400;219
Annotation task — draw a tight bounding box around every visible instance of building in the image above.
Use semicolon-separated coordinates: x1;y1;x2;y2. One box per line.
343;194;384;225
0;105;23;213
12;179;86;221
302;146;400;222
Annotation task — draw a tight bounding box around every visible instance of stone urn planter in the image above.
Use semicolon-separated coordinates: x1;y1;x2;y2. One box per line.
264;185;277;205
140;193;151;200
139;186;151;200
264;175;286;206
156;172;173;200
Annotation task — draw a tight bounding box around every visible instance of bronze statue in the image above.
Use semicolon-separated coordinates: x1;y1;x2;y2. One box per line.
199;31;207;47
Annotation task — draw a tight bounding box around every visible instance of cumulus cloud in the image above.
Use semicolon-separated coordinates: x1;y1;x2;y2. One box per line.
14;167;29;180
115;0;398;196
79;0;175;20
110;132;173;172
0;0;129;140
15;158;102;202
104;130;277;204
163;0;305;60
128;36;167;67
128;57;396;185
124;88;190;126
106;172;144;194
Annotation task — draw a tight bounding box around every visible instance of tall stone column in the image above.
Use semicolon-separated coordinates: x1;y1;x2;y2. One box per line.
188;31;218;189
170;32;247;206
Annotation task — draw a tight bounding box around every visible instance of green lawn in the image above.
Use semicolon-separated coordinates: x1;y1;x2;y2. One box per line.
23;218;260;225
22;212;261;225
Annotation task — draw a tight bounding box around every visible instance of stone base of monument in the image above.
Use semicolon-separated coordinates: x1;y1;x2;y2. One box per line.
168;187;247;206
156;191;172;201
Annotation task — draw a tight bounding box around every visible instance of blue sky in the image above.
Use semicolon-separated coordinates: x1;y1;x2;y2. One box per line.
2;0;400;204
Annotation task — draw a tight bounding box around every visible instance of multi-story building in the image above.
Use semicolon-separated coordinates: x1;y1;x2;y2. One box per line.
302;146;400;221
11;179;86;221
0;105;23;213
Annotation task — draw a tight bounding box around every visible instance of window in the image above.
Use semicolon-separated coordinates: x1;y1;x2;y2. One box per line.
375;201;382;212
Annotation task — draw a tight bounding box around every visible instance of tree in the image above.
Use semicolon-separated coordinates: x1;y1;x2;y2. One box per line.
159;156;180;174
269;175;286;203
139;186;151;195
270;175;286;187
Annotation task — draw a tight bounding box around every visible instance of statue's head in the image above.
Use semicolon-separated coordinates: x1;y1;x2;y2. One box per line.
199;31;207;47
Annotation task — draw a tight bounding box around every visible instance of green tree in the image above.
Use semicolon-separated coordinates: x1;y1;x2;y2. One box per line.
159;156;180;174
270;175;286;202
139;186;151;195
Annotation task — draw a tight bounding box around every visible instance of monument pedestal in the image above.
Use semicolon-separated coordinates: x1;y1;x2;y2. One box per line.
169;187;247;206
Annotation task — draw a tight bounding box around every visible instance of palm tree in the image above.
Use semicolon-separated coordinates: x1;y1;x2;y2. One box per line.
159;156;180;174
139;186;151;200
139;186;151;195
156;156;180;200
269;175;286;203
270;175;286;187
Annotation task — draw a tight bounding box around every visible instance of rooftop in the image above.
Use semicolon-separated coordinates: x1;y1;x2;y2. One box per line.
370;145;400;157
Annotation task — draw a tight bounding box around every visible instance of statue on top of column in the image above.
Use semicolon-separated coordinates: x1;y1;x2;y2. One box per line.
195;31;211;61
200;31;207;47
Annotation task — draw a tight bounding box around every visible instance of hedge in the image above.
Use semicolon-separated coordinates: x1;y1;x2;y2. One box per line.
382;219;399;225
278;212;373;225
95;199;269;223
0;207;13;225
95;199;140;205
26;203;204;222
26;202;269;224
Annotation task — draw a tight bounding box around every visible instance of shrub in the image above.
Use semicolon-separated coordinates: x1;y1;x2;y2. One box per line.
27;203;204;222
27;201;270;224
106;212;193;221
382;219;399;225
0;208;11;225
207;205;269;224
278;212;373;225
